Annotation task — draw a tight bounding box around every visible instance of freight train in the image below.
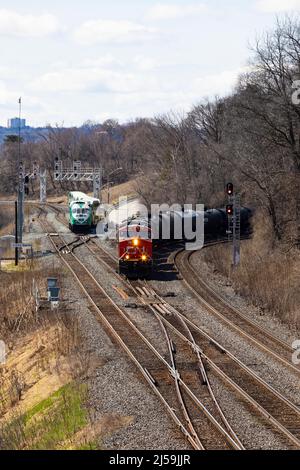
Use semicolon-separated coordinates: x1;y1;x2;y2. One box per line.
68;192;100;233
118;217;153;275
117;207;252;276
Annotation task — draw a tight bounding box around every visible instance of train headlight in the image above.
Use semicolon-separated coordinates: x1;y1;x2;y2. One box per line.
125;254;130;260
141;255;147;262
133;239;139;246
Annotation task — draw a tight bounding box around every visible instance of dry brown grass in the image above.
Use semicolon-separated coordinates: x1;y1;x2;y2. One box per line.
0;311;81;419
0;268;48;340
0;253;100;448
0;205;14;236
205;213;300;327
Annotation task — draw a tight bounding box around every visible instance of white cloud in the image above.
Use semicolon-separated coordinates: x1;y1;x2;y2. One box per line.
0;9;60;37
256;0;300;12
29;64;160;95
0;81;41;112
133;55;158;71
147;3;207;20
192;67;249;97
73;19;156;45
27;59;249;127
0;81;15;105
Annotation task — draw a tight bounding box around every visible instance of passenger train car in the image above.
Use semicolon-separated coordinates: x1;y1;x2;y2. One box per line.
68;191;100;233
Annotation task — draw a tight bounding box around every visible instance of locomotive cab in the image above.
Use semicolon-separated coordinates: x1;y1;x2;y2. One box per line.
118;219;153;276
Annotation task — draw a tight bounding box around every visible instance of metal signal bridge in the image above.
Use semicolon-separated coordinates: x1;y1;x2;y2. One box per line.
54;159;102;200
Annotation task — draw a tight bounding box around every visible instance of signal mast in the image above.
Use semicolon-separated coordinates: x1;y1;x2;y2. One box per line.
226;183;241;267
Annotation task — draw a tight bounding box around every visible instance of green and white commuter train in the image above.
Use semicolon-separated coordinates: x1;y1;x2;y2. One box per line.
68;191;100;233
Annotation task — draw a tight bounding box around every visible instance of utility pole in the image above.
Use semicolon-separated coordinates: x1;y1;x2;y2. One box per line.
226;183;241;267
17;98;24;249
17;162;24;245
15;200;18;266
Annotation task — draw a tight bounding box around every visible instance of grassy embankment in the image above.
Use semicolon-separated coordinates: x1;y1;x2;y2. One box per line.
204;213;300;328
0;383;97;450
0;205;99;449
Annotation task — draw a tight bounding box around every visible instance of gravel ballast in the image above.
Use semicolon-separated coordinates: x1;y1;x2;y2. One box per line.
31;215;300;449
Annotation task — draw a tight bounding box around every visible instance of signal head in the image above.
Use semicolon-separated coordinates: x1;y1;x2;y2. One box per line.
226;204;233;216
226;183;234;196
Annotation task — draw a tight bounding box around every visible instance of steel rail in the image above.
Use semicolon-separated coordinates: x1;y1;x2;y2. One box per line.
149;301;300;449
40;216;241;450
174;250;299;376
78;238;300;449
39;218;201;450
45;208;300;448
132;282;244;450
146;286;300;449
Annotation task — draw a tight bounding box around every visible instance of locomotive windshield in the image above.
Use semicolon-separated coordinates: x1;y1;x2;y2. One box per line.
119;225;151;241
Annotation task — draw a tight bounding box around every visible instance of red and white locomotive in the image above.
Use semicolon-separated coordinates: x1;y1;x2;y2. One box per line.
117;217;153;276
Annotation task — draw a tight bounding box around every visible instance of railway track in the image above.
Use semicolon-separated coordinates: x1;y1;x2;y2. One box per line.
38;207;300;448
38;215;242;451
143;286;300;449
174;250;299;376
131;281;244;450
79;237;300;449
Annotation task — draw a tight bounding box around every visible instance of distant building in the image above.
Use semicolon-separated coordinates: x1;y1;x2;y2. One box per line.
7;117;26;129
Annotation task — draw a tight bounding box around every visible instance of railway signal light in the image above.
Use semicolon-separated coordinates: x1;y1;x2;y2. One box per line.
73;161;81;179
24;175;29;196
55;158;61;180
19;161;24;179
226;204;233;216
226;183;234;196
33;161;38;177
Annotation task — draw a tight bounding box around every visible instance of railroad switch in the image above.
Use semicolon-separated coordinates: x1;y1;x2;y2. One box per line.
163;292;176;298
125;303;139;309
170;368;180;380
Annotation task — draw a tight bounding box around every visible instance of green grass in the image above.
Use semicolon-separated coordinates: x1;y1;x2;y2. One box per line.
76;441;98;450
0;382;90;450
24;387;66;424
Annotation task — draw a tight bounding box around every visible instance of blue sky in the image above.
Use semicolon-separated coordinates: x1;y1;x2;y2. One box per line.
0;0;299;127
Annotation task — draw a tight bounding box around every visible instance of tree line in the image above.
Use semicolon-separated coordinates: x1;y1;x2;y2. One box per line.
1;17;299;246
